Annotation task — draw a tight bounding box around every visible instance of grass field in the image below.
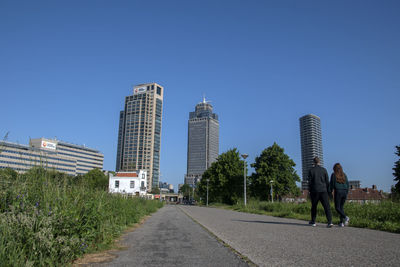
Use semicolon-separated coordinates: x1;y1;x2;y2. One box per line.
0;167;163;266
211;198;400;233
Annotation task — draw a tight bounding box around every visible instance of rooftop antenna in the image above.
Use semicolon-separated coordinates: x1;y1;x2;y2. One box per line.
201;93;212;104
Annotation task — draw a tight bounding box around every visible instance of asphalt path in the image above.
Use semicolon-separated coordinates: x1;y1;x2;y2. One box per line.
180;205;400;267
91;205;400;267
94;205;248;267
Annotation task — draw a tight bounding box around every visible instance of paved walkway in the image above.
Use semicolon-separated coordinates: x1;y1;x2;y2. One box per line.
87;205;400;267
94;205;247;267
180;205;400;266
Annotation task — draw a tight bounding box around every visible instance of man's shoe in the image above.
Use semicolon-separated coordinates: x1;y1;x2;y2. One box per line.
339;223;345;227
309;221;316;227
345;216;350;225
327;223;334;228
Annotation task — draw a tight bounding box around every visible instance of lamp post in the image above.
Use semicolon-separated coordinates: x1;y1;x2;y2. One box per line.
206;178;209;207
241;153;248;206
270;180;273;203
159;173;162;202
159;184;162;203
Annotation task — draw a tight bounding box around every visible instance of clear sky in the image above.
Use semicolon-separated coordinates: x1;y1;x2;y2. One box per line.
1;0;399;192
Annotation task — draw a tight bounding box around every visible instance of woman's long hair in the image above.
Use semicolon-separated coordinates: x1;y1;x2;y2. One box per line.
333;163;346;184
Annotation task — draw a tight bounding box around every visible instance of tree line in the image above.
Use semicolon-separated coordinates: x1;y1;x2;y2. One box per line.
392;145;400;201
182;143;301;205
181;143;400;205
0;167;109;191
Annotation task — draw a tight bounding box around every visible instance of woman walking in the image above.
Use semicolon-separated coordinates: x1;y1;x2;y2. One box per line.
330;163;350;227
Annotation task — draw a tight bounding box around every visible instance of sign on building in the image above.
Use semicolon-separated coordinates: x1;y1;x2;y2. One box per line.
41;140;57;150
134;86;147;94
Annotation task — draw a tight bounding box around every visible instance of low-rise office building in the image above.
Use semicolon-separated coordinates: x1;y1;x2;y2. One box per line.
0;137;103;175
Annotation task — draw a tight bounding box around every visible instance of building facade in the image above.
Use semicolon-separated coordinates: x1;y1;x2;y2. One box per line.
159;181;174;193
185;98;219;187
116;83;163;192
108;170;147;196
347;185;384;204
349;180;361;189
0;138;103;175
299;114;323;190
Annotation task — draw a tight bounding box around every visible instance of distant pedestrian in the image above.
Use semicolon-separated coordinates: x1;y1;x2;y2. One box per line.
330;163;350;227
307;157;333;228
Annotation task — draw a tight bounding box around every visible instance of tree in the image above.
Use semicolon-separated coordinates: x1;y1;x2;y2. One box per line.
150;187;160;194
392;145;400;198
81;168;108;190
197;148;244;205
249;143;300;201
179;184;191;199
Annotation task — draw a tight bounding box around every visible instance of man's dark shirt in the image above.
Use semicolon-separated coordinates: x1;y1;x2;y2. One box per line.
307;165;330;193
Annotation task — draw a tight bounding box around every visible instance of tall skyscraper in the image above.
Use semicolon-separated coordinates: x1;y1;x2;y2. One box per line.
116;83;163;192
299;114;324;190
185;98;219;187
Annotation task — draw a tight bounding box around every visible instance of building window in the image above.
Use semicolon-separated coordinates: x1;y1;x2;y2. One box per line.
115;180;120;188
141;181;145;188
157;86;162;95
130;181;135;188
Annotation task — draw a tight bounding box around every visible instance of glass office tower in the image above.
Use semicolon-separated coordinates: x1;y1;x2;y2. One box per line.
185;98;219;187
116;83;163;192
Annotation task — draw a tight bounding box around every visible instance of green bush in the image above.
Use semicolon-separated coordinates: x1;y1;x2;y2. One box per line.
229;198;400;233
0;167;163;266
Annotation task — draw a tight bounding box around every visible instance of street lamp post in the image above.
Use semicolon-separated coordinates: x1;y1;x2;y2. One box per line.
192;184;195;202
159;173;162;203
241;153;248;206
206;178;209;207
270;180;273;203
159;181;162;203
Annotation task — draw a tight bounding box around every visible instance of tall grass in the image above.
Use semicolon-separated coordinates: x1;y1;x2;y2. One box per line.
227;198;400;233
0;167;163;266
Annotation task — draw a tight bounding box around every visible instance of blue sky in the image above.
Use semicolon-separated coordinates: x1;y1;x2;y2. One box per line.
1;0;399;192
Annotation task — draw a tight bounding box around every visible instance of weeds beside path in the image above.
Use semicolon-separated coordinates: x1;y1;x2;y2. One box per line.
209;199;400;233
73;214;152;266
0;167;163;266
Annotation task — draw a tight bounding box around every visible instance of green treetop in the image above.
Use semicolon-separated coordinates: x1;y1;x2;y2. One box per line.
179;184;191;199
249;142;300;201
392;145;400;198
197;148;245;205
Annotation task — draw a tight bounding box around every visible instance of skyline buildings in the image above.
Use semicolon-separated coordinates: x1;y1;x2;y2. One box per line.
0;137;103;175
2;1;398;194
116;83;164;192
299;114;324;190
185;98;219;187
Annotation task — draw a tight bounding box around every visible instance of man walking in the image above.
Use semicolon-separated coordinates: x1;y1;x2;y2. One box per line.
307;157;333;228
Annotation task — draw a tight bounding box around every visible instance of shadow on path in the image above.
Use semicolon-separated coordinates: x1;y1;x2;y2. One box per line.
233;219;309;227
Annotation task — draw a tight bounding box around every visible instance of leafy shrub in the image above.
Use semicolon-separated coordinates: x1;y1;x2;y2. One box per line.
230;198;400;233
0;167;162;266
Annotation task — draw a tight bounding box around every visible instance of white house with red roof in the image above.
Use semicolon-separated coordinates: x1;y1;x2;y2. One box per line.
109;170;147;196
